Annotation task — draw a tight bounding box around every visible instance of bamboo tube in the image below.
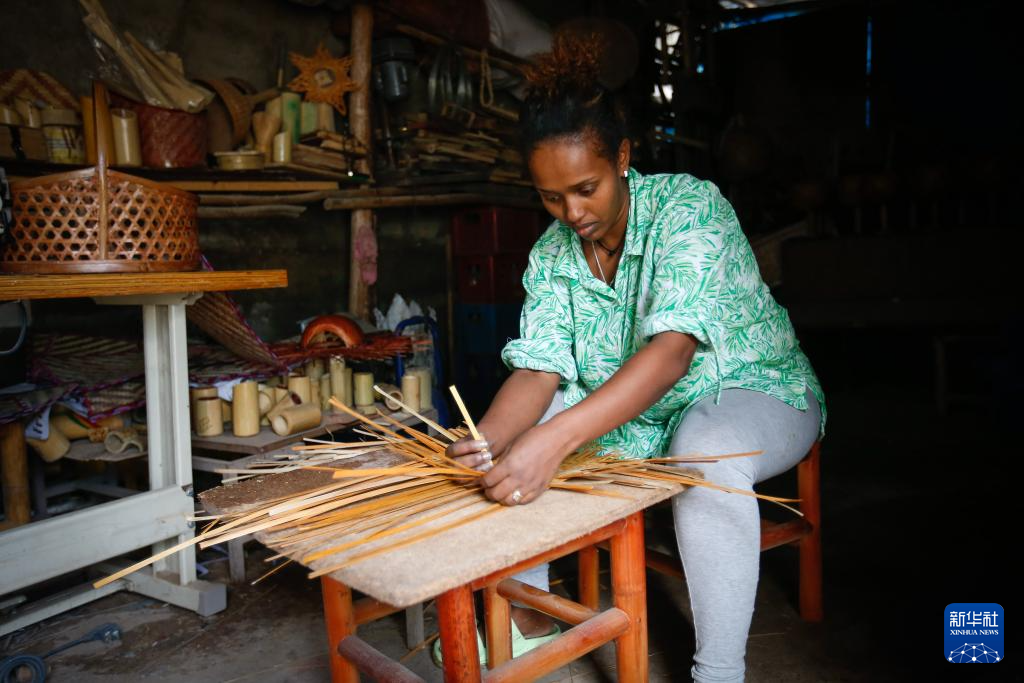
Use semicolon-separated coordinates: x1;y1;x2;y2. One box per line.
190;386;218;426
319;374;332;412
267;392;299;421
271;403;322;436
400;373;420;414
406;367;433;410
310;374;321;408
288;374;313;404
194;397;223;437
221;399;232;425
329;357;348;412
273;386;289;403
342;367;353;406
258;387;274;415
27;421;70;462
110;107;141;166
376;383;403;411
305;358;326;381
353;371;374;407
232;381;260;437
50;413;122;440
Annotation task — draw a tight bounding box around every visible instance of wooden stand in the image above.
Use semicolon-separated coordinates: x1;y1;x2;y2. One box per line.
321;511;649;682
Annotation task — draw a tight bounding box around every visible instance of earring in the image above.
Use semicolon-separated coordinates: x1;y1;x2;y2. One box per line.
623;170;628;178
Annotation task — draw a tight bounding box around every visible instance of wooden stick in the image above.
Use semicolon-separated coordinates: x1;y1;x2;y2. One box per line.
448;386;481;441
372;384;456;441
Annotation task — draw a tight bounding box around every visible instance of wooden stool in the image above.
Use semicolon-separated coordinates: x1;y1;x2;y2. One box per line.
578;442;824;622
322;511;650;682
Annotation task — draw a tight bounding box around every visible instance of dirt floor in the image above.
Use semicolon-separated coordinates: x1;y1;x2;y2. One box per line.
2;337;1018;681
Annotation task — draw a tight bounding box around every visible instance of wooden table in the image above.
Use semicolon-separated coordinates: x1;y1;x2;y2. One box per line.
0;270;286;635
202;448;688;682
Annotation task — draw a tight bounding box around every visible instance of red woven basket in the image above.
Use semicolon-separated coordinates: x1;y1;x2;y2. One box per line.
0;83;200;274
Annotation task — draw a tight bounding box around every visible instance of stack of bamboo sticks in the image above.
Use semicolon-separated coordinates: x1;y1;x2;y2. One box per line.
95;386;798;589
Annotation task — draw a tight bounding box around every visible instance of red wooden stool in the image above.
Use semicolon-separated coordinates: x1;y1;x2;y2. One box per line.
322;511;651;682
578;442;824;622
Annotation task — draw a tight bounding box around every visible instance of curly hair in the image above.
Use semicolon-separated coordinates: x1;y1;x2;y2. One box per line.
520;32;629;163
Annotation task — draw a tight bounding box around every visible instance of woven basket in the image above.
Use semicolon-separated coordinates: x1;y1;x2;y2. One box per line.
0;83;200;274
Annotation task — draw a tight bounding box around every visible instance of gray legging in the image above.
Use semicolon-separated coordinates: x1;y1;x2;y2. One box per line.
515;387;822;683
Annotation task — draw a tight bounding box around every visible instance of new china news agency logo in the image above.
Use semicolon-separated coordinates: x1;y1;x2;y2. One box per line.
945;603;1003;663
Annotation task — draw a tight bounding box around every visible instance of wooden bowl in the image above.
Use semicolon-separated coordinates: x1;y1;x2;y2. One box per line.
214;150;265;171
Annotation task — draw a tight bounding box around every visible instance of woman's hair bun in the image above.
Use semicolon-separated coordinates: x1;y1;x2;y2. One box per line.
524;32;605;101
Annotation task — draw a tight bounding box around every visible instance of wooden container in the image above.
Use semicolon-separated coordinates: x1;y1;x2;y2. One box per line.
267;392;298;421
194;397;224;437
190;386;218;425
271;403;321;436
214;150;265;171
231;381;260;437
287;374;312;404
406;367;433;410
258;387;275;415
353;371;374;407
376;383;404;411
329;357;351;411
221;399;233;425
1;82;199;274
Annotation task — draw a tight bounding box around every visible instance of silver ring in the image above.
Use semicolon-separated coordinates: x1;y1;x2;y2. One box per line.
510;489;523;505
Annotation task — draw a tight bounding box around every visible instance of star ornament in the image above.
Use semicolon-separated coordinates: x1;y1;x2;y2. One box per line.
287;44;358;116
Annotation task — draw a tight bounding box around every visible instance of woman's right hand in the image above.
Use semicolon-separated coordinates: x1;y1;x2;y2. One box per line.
446;435;494;472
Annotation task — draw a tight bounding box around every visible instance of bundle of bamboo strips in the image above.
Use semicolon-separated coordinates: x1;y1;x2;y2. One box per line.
94;385;798;589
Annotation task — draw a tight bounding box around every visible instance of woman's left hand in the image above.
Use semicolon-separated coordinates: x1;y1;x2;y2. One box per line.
480;423;571;506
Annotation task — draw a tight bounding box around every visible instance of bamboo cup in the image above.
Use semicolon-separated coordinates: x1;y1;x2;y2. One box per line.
319;374;332;412
258;387;275;415
267;392;299;421
194;397;224;437
310;375;321;410
271;403;321;436
232;381;260;437
400;373;420;414
353;371;374;408
406;367;433;410
27;420;71;462
252;111;280;163
272;131;291;163
272;386;289;403
221;399;233;425
342;367;353;406
305;358;326;381
110;108;141;166
190;386;218;426
287;374;312;404
329;358;348;411
376;383;404;411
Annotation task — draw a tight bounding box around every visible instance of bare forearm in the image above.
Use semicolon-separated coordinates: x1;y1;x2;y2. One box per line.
476;369;560;456
544;332;696;455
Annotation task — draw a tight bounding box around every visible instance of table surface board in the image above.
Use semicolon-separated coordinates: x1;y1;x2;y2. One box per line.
201;449;690;608
0;270;288;301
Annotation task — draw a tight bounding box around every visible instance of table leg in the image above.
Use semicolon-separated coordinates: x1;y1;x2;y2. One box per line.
609;511;648;683
322;576;358;683
577;544;600;610
1;421;30;529
437;584;482;682
483;583;512;668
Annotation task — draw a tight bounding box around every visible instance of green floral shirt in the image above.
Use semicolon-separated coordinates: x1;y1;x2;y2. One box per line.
501;168;826;459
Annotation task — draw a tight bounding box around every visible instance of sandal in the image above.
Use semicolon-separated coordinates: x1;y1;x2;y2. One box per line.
431;617;562;667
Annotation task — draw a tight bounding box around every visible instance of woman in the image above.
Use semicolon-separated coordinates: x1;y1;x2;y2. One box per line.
447;35;825;682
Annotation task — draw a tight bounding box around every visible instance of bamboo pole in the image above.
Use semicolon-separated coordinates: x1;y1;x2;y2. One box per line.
348;1;374;320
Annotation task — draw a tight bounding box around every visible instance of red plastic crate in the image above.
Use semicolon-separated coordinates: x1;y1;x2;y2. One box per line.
455;253;530;303
452;206;543;255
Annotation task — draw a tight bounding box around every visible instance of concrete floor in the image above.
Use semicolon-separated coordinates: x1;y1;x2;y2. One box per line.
2;368;1017;681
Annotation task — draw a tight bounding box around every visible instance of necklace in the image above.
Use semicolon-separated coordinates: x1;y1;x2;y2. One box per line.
592;240;609;285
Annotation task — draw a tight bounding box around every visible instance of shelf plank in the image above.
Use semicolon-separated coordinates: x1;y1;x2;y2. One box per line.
0;270;288;301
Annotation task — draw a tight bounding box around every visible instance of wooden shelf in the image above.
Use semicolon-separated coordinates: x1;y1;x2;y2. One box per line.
0;269;288;301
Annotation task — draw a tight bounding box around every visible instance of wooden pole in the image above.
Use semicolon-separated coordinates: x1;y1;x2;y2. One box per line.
1;421;30;529
336;635;427;683
348;2;375;321
483;583;512;668
436;584;481;682
321;576;359;683
609;511;649;683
